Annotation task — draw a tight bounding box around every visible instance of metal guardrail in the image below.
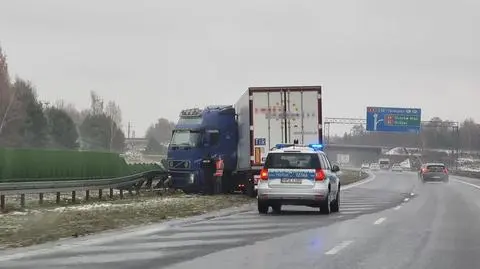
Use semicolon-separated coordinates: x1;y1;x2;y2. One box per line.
0;169;166;195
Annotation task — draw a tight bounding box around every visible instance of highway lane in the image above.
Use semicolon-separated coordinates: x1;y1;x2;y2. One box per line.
166;172;480;269
0;171;419;269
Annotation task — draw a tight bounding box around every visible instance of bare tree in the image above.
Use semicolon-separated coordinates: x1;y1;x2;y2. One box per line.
0;47;12;135
105;100;122;150
56;100;87;126
0;51;24;145
90;90;103;115
54;99;65;109
105;100;122;127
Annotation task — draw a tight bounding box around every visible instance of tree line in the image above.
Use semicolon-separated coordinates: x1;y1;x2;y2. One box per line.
332;117;480;151
143;118;175;155
0;47;125;152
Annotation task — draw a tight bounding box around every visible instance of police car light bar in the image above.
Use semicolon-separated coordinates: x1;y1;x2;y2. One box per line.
308;144;324;150
275;143;295;149
274;143;324;151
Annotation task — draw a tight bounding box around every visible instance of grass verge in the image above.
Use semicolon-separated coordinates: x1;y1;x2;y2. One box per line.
339;169;369;185
0;194;253;249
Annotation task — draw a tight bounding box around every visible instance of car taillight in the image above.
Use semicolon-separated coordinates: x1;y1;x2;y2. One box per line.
444;168;448;174
315;169;325;181
260;168;268;180
421;168;428;173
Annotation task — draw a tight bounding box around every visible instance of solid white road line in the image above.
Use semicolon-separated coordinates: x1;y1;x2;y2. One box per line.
453;178;480;190
325;240;354;255
59;238;245;254
394;205;402;210
152;227;293;239
374;217;386;225
404;198;410;202
342;173;376;190
339;211;363;215
339;204;376;209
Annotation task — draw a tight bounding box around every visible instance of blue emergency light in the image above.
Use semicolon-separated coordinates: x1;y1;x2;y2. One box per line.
308;144;324;151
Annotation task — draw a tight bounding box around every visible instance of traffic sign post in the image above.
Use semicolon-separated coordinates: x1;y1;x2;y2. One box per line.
366;107;421;133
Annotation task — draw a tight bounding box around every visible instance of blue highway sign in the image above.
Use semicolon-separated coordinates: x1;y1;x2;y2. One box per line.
366;107;421;133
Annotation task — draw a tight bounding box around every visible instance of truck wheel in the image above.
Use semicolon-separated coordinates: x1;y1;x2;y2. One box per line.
221;173;234;194
271;204;282;214
245;181;256;197
258;201;269;214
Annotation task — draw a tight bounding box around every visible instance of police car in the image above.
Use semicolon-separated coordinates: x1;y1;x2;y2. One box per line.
257;143;341;214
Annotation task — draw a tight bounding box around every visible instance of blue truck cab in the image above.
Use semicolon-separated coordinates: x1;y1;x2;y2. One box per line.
167;106;238;193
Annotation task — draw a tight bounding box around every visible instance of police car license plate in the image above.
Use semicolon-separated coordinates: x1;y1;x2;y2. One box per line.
281;178;302;184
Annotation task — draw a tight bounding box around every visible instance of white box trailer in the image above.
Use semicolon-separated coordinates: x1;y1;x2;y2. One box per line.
233;86;323;192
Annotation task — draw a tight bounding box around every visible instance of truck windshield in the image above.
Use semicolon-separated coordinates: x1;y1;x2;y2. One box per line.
178;117;202;125
170;130;202;147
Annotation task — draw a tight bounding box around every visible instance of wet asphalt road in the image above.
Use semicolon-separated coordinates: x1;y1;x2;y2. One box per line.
2;171;480;268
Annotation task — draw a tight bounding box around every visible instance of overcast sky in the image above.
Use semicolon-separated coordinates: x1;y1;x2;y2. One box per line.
0;0;478;136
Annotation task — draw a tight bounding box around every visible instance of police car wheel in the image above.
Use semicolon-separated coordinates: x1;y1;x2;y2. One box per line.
258;201;269;214
319;192;331;215
331;190;340;213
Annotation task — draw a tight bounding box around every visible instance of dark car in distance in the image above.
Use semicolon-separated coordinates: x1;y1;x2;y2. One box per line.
419;163;449;182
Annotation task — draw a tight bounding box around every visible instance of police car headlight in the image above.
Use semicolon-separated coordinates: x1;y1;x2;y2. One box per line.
189;173;195;183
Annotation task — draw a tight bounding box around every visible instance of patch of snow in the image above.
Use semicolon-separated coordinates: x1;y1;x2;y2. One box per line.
41;197;192;213
458;166;480;172
399;159;411;168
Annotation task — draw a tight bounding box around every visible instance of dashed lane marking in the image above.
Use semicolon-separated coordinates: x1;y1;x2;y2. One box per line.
374;217;386;225
325;240;354;255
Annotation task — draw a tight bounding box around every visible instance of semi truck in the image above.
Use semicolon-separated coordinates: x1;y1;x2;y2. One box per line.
166;86;323;196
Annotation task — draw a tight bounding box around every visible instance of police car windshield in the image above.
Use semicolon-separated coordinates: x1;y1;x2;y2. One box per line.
265;153;321;169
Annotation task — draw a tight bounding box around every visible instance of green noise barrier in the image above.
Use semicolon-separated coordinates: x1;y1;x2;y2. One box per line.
0;148;163;182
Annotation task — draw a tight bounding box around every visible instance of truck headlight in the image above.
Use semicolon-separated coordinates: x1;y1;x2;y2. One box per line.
189;173;195;183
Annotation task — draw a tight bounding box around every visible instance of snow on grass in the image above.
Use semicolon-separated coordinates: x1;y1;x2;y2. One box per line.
0;194;253;249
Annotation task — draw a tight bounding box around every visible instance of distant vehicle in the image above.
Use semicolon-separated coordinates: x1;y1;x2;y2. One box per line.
361;163;370;170
379;158;390;170
370;163;380;170
257;143;340;215
419;163;449;182
391;164;403;172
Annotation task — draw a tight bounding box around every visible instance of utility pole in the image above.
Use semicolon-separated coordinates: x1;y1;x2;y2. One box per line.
127;122;131;139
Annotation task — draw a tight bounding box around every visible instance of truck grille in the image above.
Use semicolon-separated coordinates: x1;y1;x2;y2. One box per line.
168;160;191;169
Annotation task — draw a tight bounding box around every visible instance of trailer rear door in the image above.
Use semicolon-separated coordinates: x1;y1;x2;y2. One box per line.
285;90;322;144
252;90;285;164
250;86;323;167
